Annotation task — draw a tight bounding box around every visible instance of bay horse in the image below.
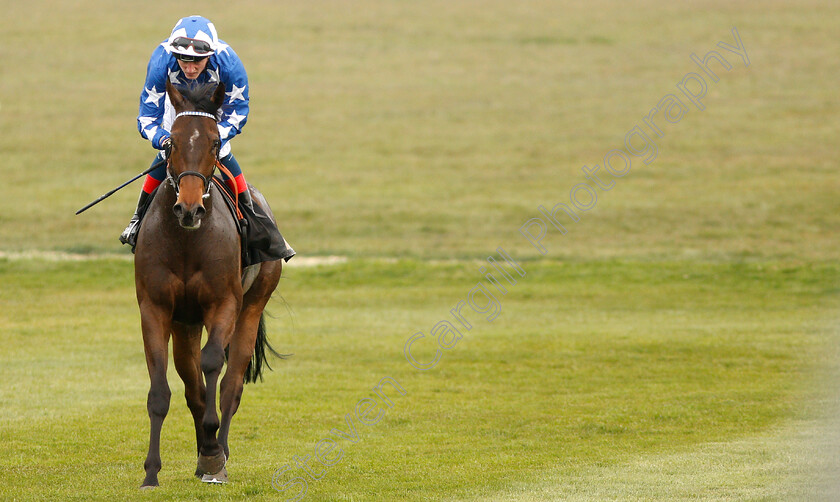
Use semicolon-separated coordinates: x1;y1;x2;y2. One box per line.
134;80;283;487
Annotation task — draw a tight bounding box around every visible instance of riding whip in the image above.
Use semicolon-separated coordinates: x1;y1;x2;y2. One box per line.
75;163;160;215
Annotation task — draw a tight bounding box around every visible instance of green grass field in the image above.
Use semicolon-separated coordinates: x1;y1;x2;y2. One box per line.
1;0;839;500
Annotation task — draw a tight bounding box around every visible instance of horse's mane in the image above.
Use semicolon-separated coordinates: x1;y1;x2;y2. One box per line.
174;82;222;115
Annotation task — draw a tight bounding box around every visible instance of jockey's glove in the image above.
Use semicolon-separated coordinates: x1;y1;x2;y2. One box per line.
161;137;172;159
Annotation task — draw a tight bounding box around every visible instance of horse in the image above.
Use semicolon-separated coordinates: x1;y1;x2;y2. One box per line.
134;80;284;487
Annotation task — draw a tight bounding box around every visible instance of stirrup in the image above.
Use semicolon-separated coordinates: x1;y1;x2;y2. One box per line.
119;218;140;246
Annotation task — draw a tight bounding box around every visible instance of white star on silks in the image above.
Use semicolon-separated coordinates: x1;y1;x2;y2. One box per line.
226;110;246;128
215;42;230;55
138;116;156;129
168;69;181;84
218;125;232;139
206;68;220;83
225;84;246;103
144;86;165;106
145;126;158;140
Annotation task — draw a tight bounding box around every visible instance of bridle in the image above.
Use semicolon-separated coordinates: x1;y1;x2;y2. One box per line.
167;110;220;199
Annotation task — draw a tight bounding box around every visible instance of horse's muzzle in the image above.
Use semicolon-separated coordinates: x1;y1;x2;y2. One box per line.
173;201;206;230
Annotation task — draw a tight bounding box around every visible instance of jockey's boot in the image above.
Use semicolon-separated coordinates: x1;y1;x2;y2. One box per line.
239;188;254;211
119;190;152;247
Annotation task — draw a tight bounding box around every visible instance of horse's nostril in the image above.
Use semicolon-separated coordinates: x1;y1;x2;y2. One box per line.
195;205;206;219
173;203;185;218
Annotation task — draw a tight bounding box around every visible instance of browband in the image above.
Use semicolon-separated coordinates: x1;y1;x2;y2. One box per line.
174;111;218;121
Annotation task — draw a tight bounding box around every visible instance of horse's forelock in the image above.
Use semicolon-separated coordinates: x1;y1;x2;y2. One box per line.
174;83;222;115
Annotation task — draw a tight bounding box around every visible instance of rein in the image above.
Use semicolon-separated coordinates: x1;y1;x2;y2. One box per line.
214;160;244;220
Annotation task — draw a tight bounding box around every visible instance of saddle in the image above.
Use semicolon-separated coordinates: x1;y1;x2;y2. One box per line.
210;176;295;267
132;178;295;268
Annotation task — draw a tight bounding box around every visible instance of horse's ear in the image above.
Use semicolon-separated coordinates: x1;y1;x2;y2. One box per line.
212;83;226;109
166;80;185;111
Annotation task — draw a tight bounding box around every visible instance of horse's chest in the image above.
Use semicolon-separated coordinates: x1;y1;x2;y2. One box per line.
167;272;238;323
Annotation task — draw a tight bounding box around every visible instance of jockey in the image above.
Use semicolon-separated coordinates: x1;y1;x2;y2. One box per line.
121;15;253;247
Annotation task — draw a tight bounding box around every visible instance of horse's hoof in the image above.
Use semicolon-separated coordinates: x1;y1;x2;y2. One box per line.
201;467;228;484
197;451;226;475
140;476;159;489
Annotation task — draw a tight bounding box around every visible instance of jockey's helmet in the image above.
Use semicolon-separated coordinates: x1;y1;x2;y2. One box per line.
167;16;218;61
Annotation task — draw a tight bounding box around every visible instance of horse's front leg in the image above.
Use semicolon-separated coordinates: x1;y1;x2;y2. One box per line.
197;297;240;478
172;323;206;477
140;304;172;488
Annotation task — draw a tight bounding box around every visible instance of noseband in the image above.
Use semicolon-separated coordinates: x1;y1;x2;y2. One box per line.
167;111;219;198
174;169;212;199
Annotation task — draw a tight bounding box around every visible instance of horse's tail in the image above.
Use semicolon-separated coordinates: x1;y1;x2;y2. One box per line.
243;312;287;384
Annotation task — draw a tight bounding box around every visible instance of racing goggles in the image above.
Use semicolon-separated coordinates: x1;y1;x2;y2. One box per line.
174;52;209;63
170;37;213;56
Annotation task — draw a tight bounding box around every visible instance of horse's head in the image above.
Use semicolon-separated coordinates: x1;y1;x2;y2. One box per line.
165;81;225;230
